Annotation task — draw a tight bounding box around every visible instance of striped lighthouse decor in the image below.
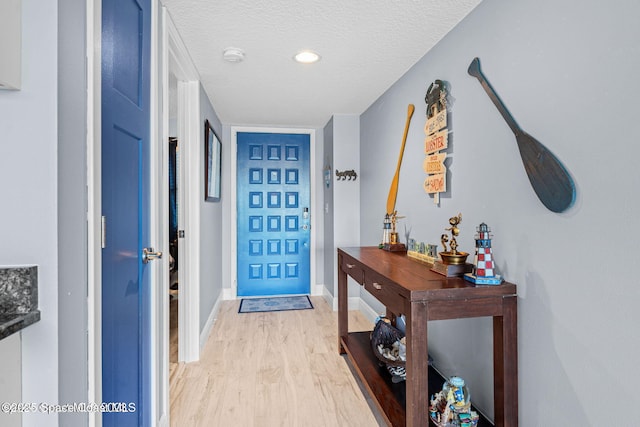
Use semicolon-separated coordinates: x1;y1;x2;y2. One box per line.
464;223;503;285
474;223;494;277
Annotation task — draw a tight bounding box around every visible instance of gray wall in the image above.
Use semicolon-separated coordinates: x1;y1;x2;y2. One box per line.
57;0;88;426
360;0;640;423
199;83;224;331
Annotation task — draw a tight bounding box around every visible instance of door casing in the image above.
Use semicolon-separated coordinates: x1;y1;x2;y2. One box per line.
164;8;202;365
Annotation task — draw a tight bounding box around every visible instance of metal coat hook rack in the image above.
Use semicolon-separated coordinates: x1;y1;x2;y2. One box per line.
335;169;357;181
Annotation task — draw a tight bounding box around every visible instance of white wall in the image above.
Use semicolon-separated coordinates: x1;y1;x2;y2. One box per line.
359;0;640;423
0;1;59;426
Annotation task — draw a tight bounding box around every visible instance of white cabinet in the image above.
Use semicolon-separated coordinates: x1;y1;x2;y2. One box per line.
0;0;21;90
0;333;22;427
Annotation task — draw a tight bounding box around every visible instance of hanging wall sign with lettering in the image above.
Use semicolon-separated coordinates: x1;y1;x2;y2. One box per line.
424;152;446;174
423;80;449;205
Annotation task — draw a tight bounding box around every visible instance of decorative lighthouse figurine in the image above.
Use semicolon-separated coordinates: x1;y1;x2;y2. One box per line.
379;211;407;252
464;223;503;285
381;214;392;245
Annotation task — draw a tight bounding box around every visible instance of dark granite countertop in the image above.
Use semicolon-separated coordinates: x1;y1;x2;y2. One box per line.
0;266;40;340
0;310;41;340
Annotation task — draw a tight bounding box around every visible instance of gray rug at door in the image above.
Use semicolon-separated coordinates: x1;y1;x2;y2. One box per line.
238;295;314;313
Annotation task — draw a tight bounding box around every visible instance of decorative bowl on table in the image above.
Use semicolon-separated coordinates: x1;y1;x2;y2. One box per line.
439;251;469;265
370;317;406;382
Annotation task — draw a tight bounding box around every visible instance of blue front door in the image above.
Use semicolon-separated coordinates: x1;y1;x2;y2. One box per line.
237;132;311;296
101;0;151;425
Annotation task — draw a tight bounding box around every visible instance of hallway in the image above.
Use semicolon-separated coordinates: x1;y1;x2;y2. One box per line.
169;297;383;426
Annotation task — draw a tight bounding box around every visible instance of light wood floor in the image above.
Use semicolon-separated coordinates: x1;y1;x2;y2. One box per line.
170;297;178;363
169;296;383;426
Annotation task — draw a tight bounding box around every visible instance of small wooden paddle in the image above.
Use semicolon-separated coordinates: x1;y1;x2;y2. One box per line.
468;57;576;213
386;104;415;215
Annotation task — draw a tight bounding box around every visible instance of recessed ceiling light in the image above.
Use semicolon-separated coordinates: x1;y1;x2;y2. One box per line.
223;47;245;63
294;50;321;64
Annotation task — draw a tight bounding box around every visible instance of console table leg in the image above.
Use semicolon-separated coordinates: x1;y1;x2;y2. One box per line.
494;295;518;426
405;301;429;427
338;256;348;354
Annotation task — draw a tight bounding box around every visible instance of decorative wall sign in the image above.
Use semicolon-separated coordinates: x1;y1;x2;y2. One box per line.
424;174;446;193
423;153;446;174
425;109;447;136
423;80;449;205
424;129;448;154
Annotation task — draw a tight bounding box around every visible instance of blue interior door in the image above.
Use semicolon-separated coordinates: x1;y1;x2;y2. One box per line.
101;0;151;425
237;132;311;296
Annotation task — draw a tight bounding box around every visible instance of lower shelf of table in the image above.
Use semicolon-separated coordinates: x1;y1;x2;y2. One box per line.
340;331;492;427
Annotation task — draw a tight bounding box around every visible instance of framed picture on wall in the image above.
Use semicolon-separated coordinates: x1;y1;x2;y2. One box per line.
204;119;221;202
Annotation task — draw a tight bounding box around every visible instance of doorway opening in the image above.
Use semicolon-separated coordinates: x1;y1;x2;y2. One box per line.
168;68;179;363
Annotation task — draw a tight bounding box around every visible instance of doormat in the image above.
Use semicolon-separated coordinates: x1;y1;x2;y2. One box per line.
238;296;314;314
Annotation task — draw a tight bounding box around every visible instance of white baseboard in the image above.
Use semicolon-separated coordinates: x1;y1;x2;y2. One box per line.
357;297;382;324
321;285;382;324
157;415;169;427
321;286;336;311
222;287;235;300
200;292;224;351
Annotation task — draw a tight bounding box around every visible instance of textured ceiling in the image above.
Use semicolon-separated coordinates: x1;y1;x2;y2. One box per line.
162;0;481;127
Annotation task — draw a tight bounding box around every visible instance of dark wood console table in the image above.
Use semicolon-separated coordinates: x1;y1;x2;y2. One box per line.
337;247;518;427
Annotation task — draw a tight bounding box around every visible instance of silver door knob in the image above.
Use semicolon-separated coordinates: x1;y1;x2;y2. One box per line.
142;247;163;263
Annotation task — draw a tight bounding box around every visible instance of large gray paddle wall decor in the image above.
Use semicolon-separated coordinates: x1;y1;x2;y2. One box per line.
468;57;576;213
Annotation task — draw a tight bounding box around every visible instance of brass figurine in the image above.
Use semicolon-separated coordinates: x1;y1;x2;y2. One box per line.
389;211;404;245
440;234;449;252
439;213;468;265
445;213;462;254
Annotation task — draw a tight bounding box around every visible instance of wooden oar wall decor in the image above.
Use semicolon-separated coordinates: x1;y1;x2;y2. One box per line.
380;105;414;252
468;57;576;213
386;104;415;216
